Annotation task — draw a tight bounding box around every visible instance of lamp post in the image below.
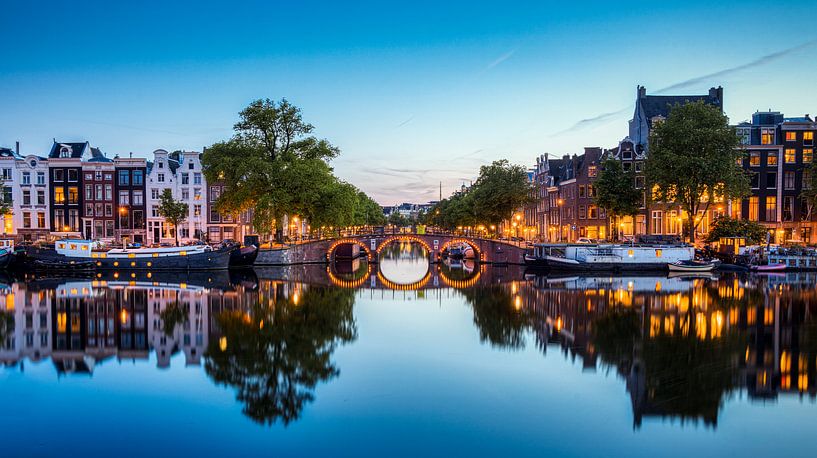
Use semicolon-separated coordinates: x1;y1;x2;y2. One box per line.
557;199;564;242
119;206;128;246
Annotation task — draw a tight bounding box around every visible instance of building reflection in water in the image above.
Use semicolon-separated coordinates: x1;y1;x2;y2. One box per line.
2;268;816;429
515;273;817;428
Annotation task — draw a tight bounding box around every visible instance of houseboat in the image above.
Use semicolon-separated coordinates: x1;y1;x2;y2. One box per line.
0;239;14;269
25;240;235;271
525;243;693;272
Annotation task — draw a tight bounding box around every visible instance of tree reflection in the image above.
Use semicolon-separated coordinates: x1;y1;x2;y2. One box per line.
204;286;357;425
160;302;188;337
0;310;12;345
592;305;742;427
462;286;529;349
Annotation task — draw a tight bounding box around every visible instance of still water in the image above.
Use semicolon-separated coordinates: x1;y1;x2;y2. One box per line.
1;242;816;457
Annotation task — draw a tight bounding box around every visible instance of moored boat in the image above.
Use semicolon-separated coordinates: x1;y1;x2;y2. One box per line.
668;260;717;272
229;244;259;268
750;263;787;272
25;240;235;271
525;243;693;272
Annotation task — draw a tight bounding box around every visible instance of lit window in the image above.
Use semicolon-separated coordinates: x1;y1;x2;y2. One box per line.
804;149;813;163
761;129;774;145
785;149;796;163
767;152;778;166
786;131;797;142
805;131;814;145
749;152;760;166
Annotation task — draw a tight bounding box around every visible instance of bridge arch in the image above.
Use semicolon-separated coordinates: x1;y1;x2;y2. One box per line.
327;263;371;289
375;235;433;256
326;238;373;262
376;268;433;291
439;238;483;262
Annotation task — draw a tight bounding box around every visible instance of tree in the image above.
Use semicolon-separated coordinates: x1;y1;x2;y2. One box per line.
157;189;188;246
354;192;386;226
705;215;767;245
0;180;10;218
469;160;532;229
646;101;750;244
202;98;340;240
595;158;642;240
387;211;411;227
800;161;817;237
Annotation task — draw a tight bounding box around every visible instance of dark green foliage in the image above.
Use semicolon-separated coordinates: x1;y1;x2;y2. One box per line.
646;101;750;242
705;215;767;245
594;158;642;239
157;189;189;246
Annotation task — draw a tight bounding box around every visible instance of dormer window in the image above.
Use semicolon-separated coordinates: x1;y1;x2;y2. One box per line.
29;160;37;168
59;146;72;158
158;161;164;169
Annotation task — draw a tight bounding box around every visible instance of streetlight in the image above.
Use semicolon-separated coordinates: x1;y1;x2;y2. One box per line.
557;198;564;242
119;206;128;246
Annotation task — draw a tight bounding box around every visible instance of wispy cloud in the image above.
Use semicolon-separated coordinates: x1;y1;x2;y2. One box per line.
551;38;817;136
657;39;817;93
395;115;414;128
477;48;517;76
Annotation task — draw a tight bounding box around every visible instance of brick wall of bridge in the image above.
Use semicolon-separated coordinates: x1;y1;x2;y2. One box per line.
255;234;527;266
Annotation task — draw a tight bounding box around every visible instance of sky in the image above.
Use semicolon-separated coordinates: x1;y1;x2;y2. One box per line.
2;0;817;205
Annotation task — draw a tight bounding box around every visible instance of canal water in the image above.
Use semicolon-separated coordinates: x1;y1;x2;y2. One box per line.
1;241;816;457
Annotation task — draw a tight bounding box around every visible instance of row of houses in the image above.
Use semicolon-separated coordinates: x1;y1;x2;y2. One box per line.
522;86;817;244
0;141;251;245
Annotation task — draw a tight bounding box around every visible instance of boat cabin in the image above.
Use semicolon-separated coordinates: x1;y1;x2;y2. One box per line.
0;239;14;252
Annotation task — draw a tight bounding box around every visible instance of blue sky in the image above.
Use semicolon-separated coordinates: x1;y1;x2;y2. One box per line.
2;0;816;204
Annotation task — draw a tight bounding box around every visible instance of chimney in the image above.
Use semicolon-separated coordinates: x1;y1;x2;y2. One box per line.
637;85;646;98
15;141;19;156
129;152;133;158
709;86;724;104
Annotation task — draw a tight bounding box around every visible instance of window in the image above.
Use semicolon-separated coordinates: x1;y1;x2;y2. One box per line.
635;176;645;189
151;188;159;199
804;149;813;163
622;162;632;172
106;220;115;237
158;160;164;169
21;172;30;185
182;188;189;200
95;221;103;238
210;208;221;223
805;131;815;146
765;196;777;222
96;185;103;200
805;170;813;190
36;172;45;185
194;205;201;216
22;212;31;229
37;189;44;205
133;210;144;228
783;196;794;222
0;168;11;180
750;173;759;189
761;128;775;145
86;203;94;217
786;131;797;142
587;185;596;198
209;186;220;201
104;173;112;181
105;184;112;200
578;186;585;198
54;209;64;229
105;204;113;217
194;188;201;200
68;187;79;204
68;169;78;182
737;128;750;145
157;173;165;183
2;187;10;204
749;197;759;221
651;211;663;235
152;205;159;217
133;190;143;206
22;189;30;205
84;172;93;181
119;190;130;205
120;212;130;229
96;203;103;217
635;161;643;172
785;148;796;163
181;173;189;185
95;171;102;180
766;172;776;189
767;152;778;166
194;173;202;184
133;170;144;186
37;212;45;228
588;205;598;219
53;169;64;182
749;152;761;166
578;205;586;219
54;187;65;204
118;170;130;185
785;171;796;190
85;184;93;200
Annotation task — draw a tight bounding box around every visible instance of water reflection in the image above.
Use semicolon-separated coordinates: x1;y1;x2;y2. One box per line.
1;266;817;438
377;241;430;285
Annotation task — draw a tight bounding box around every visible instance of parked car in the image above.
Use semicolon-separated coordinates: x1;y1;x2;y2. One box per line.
576;237;594;244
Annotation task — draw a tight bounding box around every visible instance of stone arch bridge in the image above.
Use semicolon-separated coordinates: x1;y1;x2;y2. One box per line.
256;234;528;265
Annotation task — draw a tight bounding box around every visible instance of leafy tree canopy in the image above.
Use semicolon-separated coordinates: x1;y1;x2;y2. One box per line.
157;189;189;246
704;215;767;245
646;101;750;242
595;158;642;218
